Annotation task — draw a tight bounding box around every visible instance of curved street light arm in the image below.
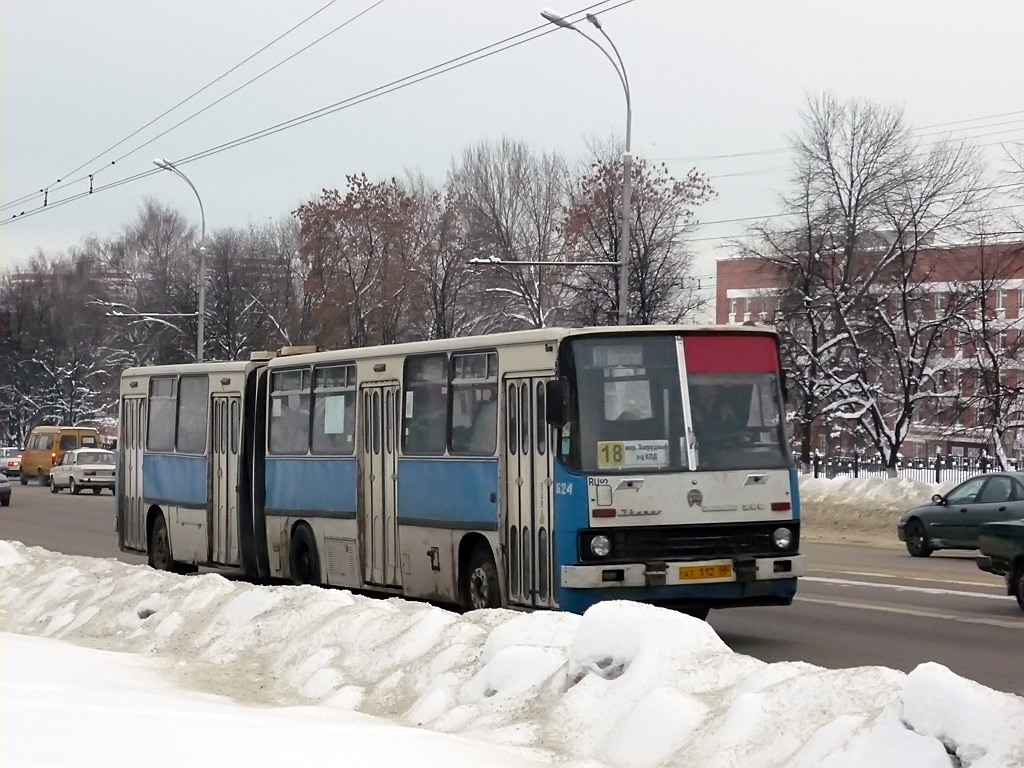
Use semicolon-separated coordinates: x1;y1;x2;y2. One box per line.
156;161;206;243
152;157;207;360
571;28;630;136
592;27;632;150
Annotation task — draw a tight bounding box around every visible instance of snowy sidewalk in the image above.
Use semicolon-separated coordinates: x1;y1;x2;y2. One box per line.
1;632;562;767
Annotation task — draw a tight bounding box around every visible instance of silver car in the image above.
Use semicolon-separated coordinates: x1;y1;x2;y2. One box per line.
897;472;1024;557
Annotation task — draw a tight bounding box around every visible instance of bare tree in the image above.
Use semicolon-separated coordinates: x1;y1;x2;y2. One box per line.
450;138;570;328
563;145;714;325
402;174;500;340
87;200;200;365
295;175;423;347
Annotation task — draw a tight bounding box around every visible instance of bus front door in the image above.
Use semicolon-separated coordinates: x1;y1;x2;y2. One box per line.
360;383;401;587
503;376;555;608
119;395;147;551
210;395;240;566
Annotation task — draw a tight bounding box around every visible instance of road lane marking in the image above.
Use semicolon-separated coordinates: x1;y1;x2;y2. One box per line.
803;576;1007;599
795;595;1024;630
809;568;998;588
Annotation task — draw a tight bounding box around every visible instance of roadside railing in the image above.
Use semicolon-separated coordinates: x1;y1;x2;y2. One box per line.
796;452;1022;484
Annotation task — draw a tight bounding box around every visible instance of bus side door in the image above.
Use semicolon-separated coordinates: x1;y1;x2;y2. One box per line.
210;395;241;566
119;395;147;552
360;382;401;587
503;376;555;608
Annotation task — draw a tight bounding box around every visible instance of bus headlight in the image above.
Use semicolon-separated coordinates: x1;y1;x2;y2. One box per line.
772;527;793;549
590;535;611;558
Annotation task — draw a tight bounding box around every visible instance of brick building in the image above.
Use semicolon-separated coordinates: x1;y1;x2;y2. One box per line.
715;241;1024;461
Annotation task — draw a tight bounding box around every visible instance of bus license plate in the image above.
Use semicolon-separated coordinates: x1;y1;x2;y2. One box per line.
678;564;732;580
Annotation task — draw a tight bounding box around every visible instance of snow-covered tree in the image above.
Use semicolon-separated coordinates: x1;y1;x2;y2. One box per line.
744;94;986;474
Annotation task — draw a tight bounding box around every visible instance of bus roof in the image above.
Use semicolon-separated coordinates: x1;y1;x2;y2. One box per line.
122;359;260;378
264;324;779;369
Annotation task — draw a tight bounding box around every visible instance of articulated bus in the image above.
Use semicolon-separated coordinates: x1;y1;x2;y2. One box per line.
117;325;805;617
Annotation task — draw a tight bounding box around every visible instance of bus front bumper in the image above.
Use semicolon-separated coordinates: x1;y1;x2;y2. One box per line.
560;554;807;589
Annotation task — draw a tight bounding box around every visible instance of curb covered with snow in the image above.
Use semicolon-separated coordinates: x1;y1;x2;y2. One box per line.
2;540;1022;768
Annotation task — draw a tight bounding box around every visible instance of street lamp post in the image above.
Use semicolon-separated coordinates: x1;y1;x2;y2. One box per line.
153;158;207;361
541;8;632;326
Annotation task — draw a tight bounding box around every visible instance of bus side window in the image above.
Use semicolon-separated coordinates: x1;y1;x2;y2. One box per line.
312;364;356;456
176;375;209;454
269;368;311;455
450;351;497;456
402;354;448;455
147;377;176;452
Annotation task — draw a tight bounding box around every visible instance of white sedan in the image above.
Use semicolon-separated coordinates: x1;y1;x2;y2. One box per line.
49;448;117;495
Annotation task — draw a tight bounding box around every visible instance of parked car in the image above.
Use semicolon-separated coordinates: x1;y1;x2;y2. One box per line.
897;472;1024;557
0;472;10;506
20;425;102;485
0;447;20;477
976;520;1024;612
48;448;117;495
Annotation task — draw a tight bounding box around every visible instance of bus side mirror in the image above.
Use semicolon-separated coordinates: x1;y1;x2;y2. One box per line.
545;378;569;427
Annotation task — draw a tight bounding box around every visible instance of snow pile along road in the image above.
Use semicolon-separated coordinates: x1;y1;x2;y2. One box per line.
798;475;953;541
2;540;1023;768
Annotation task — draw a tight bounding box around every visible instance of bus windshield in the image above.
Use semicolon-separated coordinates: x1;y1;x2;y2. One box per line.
565;333;790;473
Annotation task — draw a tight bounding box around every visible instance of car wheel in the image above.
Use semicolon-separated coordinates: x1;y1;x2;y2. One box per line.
92;487;101;495
0;497;9;507
19;474;27;486
904;519;933;557
49;476;59;493
70;478;81;495
37;470;48;487
462;544;501;610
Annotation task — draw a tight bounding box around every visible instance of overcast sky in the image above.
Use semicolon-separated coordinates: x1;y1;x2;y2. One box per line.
3;0;1023;282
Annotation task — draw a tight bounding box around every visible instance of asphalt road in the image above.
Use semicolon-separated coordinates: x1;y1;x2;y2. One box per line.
2;482;1021;695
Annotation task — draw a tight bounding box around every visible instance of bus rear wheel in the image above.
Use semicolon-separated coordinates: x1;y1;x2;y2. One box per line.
289;524;321;586
148;514;174;571
462;545;501;611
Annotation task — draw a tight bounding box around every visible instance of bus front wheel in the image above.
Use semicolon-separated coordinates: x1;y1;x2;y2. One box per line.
462;545;501;611
289;524;321;586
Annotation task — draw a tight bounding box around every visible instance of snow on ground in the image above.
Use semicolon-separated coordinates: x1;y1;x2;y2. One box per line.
1;632;561;768
2;538;1023;768
798;474;954;543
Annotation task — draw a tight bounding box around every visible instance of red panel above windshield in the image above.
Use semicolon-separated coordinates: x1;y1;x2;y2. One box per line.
681;334;779;373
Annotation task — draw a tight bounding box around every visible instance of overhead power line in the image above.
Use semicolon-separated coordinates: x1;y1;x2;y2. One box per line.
0;0;350;212
654;109;1024;164
2;0;629;224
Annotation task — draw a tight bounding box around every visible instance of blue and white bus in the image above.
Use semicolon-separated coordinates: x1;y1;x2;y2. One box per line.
118;325;805;617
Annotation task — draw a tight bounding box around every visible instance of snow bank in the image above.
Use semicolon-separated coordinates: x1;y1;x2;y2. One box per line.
2;542;1022;768
798;475;954;541
2;632;556;768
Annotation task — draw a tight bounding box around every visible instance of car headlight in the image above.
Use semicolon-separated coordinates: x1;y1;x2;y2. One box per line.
772;527;793;549
590;535;611;557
